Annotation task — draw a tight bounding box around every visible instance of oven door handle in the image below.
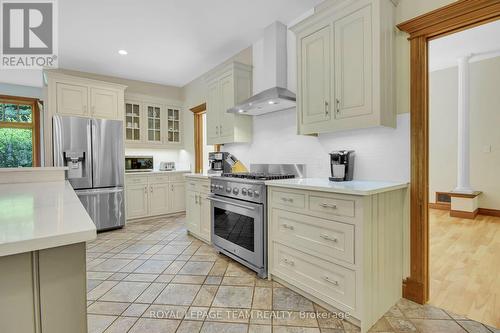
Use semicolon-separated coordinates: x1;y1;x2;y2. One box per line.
207;195;256;211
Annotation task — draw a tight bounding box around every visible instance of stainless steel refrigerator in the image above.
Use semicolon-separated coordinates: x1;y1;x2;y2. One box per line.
53;115;125;231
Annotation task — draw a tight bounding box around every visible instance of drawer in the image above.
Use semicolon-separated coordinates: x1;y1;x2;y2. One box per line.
169;172;187;182
309;195;355;218
199;181;210;194
149;175;170;184
273;242;356;311
125;175;148;185
271;189;305;209
271;209;354;264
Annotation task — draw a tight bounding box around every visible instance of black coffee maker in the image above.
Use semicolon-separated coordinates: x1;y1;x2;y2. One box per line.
208;152;233;174
329;150;355;182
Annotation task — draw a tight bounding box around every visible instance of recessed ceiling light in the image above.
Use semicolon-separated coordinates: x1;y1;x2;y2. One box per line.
118;49;128;55
238;109;245;113
268;100;278;105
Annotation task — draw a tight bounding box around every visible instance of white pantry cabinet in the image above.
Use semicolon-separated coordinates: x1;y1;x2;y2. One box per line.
125;172;187;219
205;62;253;145
292;0;396;135
185;176;211;243
267;183;407;333
124;94;183;149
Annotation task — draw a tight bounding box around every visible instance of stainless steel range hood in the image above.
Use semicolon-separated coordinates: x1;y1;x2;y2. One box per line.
227;22;296;116
227;87;295;115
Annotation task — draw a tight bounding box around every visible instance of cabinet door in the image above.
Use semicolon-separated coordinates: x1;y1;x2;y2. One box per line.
169;182;186;213
145;103;162;144
185;190;200;234
125;100;142;142
219;73;235;140
90;88;119;119
148;183;170;216
199;193;212;242
206;80;220;144
56;83;89;116
334;6;372;119
126;184;148;219
300;25;331;125
165;107;181;144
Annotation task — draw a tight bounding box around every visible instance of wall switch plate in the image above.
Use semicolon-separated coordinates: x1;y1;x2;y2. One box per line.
482;145;492;153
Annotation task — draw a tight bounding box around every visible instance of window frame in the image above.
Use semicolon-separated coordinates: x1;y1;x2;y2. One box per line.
0;95;41;167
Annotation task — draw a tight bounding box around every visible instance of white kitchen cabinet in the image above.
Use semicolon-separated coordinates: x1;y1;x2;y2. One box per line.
124;94;183;149
267;183;407;333
205;62;253;145
56;83;89;116
149;183;170;216
125;172;187;220
169;182;186;213
125;184;149;219
184;176;211;243
90;87;120;119
292;0;396;135
300;25;332;127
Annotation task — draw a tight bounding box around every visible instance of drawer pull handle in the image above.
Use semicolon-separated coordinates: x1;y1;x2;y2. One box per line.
320;203;337;209
281;197;294;203
320;234;338;242
282;258;295;266
323;276;339;285
281;223;295;230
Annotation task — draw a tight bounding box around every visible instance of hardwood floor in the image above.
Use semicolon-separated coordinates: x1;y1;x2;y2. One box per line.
429;208;500;328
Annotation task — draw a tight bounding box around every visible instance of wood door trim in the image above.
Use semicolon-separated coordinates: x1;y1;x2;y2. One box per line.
190;103;206;174
397;0;500;304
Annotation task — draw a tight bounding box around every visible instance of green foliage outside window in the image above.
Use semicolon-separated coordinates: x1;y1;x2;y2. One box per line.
0;128;33;167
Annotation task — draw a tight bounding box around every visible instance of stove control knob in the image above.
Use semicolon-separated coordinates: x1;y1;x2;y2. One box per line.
247;190;254;196
233;188;239;195
254;190;260;197
211;184;216;189
241;188;248;195
226;187;231;193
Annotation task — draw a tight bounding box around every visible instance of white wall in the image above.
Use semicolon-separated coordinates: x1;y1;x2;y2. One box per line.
226;110;410;180
429;56;500;209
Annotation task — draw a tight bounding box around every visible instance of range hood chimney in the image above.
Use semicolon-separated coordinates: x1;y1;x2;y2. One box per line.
227;21;296;116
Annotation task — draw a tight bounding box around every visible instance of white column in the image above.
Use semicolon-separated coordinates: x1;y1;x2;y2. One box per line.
454;55;474;194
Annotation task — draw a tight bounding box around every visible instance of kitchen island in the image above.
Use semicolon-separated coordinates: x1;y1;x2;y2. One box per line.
0;167;96;333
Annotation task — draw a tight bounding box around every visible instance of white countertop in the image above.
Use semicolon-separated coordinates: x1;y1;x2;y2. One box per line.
125;169;191;175
0;180;97;257
265;178;408;196
184;173;216;179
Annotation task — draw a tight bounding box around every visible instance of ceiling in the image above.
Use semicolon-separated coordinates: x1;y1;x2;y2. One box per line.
429;19;500;72
51;0;322;87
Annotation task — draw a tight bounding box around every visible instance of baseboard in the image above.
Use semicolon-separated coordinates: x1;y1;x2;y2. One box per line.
450;209;479;219
428;203;450;210
402;278;426;304
478;208;500;217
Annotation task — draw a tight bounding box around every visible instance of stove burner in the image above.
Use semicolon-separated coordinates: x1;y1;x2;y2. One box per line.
221;172;296;181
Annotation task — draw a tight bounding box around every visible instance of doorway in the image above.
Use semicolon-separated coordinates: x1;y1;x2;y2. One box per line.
190;103;215;173
427;20;500;327
397;0;500;327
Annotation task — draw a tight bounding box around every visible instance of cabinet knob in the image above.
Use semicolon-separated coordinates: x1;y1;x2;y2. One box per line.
325;101;329;116
336;99;341;114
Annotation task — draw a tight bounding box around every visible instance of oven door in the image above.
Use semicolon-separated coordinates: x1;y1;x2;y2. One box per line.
208;194;264;269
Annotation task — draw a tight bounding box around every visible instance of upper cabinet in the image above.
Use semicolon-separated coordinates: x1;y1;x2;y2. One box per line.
46;72;126;121
124;94;183;149
292;0;396;135
205;62;253;145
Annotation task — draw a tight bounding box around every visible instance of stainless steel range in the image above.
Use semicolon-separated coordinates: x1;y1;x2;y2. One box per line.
208;164;305;278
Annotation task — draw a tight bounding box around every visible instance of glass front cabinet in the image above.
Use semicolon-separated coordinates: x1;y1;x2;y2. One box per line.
124;98;182;148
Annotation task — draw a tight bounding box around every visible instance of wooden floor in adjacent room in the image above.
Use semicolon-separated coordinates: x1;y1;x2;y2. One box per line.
429;208;500;328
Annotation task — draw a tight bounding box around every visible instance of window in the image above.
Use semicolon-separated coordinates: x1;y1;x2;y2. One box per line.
0;95;40;167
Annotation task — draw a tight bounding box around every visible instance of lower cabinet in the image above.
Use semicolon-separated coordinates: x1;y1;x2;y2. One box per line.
125;172;187;219
267;185;407;333
185;176;211;243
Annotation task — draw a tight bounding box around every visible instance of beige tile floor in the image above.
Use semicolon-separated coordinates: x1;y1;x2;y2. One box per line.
86;215;499;333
